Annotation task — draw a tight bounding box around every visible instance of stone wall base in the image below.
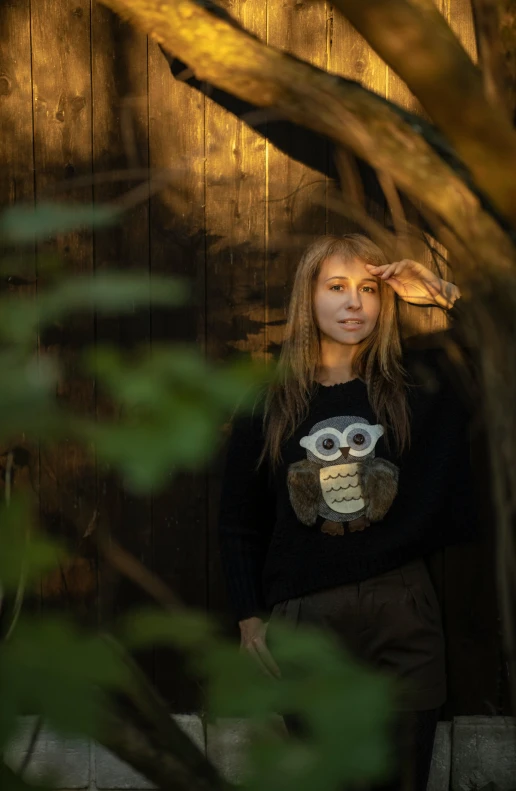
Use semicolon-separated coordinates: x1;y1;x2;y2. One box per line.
3;716;515;790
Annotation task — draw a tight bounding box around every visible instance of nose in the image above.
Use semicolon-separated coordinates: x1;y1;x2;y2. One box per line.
343;285;362;310
340;446;350;459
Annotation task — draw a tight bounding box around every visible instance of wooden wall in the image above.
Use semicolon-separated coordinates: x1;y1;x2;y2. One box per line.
0;0;509;716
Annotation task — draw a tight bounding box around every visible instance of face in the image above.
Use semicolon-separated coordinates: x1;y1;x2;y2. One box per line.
313;254;381;346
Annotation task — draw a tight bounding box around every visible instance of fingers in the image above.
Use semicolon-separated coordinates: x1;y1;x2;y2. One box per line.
240;624;282;680
365;259;419;279
254;639;282;679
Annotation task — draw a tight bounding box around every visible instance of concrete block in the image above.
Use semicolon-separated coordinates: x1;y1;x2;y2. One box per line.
427;721;452;791
206;715;288;785
4;717;90;789
451;716;516;791
94;714;204;790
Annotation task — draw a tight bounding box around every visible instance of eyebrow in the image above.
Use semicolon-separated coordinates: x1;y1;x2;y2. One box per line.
324;276;378;284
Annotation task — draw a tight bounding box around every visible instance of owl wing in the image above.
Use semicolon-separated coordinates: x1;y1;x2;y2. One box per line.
359;457;399;521
287;459;321;526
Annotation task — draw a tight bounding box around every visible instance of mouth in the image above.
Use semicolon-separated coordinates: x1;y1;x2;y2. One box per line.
338;319;364;326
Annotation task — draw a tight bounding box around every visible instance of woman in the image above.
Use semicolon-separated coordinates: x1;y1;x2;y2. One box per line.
218;234;477;791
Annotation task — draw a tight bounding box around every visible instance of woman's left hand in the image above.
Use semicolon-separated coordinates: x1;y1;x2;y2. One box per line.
364;259;460;309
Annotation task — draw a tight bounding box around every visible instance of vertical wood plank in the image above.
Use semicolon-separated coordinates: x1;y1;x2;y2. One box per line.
205;0;268;631
148;37;207;711
442;0;502;718
383;1;450;339
0;0;34;208
0;0;40;617
448;0;478;61
266;0;329;359
91;4;153;676
31;0;98;622
328;5;387;231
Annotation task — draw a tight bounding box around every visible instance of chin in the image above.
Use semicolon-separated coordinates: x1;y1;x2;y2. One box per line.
326;328;372;345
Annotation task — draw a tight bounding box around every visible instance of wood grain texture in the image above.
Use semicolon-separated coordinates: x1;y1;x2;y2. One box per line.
205;0;267;634
327;6;387;232
31;0;98;622
0;0;505;716
266;0;329;359
0;0;40;619
443;0;503;718
147;30;207;710
91;3;154;677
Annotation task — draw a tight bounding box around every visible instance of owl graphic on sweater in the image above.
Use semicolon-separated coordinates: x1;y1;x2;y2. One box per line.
287;415;399;536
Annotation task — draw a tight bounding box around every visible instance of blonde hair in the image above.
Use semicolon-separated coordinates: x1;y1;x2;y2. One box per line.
258;234;410;470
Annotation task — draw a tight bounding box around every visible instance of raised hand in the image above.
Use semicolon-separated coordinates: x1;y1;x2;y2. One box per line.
364;259;460;308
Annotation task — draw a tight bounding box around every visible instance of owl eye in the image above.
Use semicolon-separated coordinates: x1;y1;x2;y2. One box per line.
314;431;342;458
345;426;372;452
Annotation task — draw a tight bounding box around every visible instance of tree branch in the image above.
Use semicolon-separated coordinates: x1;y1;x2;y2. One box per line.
98;705;232;791
471;0;513;115
95;635;230;791
332;0;516;227
100;0;515;275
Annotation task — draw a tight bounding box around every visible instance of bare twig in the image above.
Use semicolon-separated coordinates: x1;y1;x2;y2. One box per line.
376;171;415;261
98;534;185;611
333;148;365;209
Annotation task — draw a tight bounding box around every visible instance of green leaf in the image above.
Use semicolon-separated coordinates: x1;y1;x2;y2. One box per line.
118;607;218;652
118;609;398;791
0;616;132;748
0;203;120;244
0;275;189;345
77;345;273;493
0;352;63;441
0;496;65;592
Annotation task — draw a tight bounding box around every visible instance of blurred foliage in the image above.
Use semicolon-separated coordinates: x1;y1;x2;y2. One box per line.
121;607;398;791
0;201;397;791
0;496;66;594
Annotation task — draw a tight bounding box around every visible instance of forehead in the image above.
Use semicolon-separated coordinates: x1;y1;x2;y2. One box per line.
317;253;373;281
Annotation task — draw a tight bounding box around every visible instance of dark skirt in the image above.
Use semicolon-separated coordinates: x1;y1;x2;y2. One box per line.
268;557;445;791
268;556;446;712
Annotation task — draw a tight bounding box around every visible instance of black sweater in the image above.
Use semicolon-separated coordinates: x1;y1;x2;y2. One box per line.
218;316;480;623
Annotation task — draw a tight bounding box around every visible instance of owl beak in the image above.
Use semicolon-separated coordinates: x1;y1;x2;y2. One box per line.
340;446;351;459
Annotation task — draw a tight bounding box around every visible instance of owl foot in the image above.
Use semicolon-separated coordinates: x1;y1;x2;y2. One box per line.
320;519;345;536
347;515;370;532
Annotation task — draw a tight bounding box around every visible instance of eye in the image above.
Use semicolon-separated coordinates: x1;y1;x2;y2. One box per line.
329;284;343;291
345;426;373;452
361;286;376;293
314;432;341;458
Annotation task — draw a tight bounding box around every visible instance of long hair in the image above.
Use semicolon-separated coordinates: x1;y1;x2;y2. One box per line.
258;234;410;470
